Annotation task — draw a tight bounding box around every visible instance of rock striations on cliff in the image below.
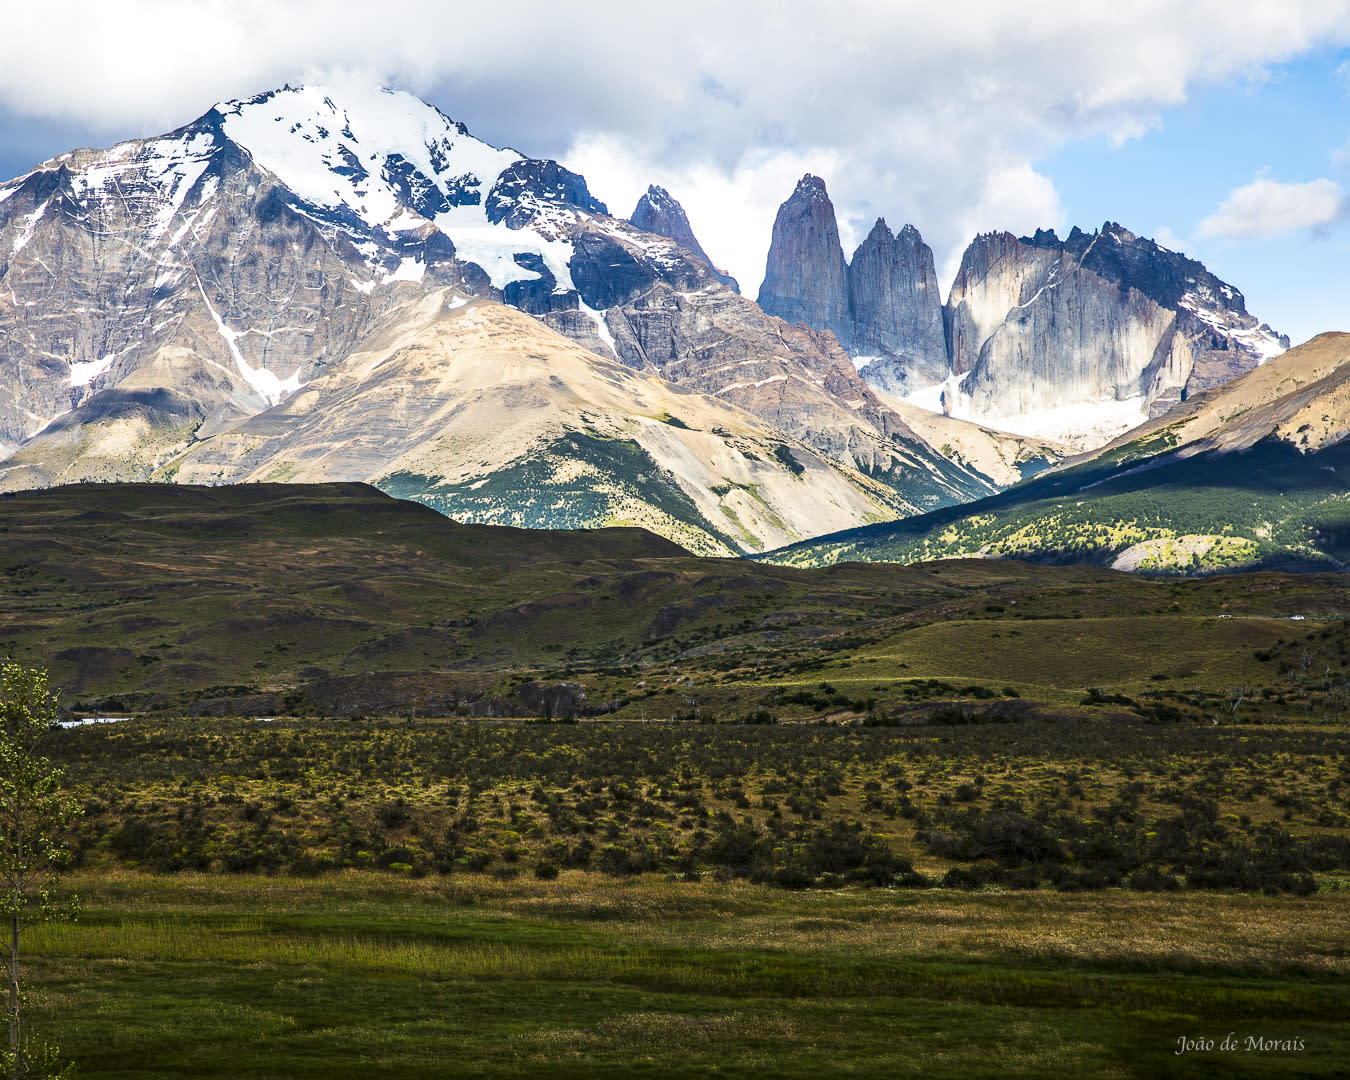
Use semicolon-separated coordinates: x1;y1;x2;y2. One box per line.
1024;223;1288;397
758;176;952;398
757;175;853;350
847;219;949;393
939;223;1288;448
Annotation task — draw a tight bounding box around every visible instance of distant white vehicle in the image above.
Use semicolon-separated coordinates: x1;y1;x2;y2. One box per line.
1289;615;1306;621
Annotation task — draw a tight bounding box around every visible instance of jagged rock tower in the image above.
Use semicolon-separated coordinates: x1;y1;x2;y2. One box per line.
758;175;1288;449
847;219;949;392
757;175;853;350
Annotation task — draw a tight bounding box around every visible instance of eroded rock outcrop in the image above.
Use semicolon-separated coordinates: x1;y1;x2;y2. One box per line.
0;113;402;469
939;224;1287;448
754;174;1287;453
948;231;1186;425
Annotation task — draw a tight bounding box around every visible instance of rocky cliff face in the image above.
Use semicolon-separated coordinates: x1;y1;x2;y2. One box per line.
939;224;1287;448
847;220;949;393
1025;223;1288;400
948;231;1185;442
758;180;951;397
757;177;952;394
757;175;853;350
944;232;1058;378
0;109;411;464
1079;331;1350;465
756;175;1287;453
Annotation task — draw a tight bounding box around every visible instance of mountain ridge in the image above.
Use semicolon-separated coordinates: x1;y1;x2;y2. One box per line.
0;83;995;539
764;332;1350;574
756;177;1288;453
0;82;1323;567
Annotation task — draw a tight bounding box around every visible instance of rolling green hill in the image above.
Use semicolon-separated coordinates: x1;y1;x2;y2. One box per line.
766;435;1350;573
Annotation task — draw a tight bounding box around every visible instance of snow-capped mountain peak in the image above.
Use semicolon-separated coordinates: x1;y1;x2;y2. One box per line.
213;83;597;292
216;85;505;232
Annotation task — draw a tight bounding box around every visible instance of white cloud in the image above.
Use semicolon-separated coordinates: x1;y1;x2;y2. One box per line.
1198;177;1348;238
2;1;1350;295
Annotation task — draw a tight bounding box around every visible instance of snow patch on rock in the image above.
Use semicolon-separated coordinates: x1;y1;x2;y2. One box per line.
581;303;618;359
68;354;117;388
195;277;304;405
906;370;1149;451
1179;292;1286;363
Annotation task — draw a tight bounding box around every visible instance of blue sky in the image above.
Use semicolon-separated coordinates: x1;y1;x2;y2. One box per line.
0;2;1346;345
1035;48;1349;344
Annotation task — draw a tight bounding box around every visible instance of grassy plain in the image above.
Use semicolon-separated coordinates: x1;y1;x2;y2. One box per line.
29;872;1350;1079
4;482;1350;1075
2;483;1348;725
37;713;1350;1076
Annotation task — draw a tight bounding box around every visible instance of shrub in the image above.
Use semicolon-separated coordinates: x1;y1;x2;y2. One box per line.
377;798;413;829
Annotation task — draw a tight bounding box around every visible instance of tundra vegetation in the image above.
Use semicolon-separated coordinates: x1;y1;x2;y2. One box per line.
3;483;1348;1075
25;711;1350;1078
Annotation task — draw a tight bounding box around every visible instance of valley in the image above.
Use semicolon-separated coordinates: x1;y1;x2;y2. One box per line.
4;469;1349;1079
6;480;1350;903
0;75;1347;1079
773;333;1350;574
